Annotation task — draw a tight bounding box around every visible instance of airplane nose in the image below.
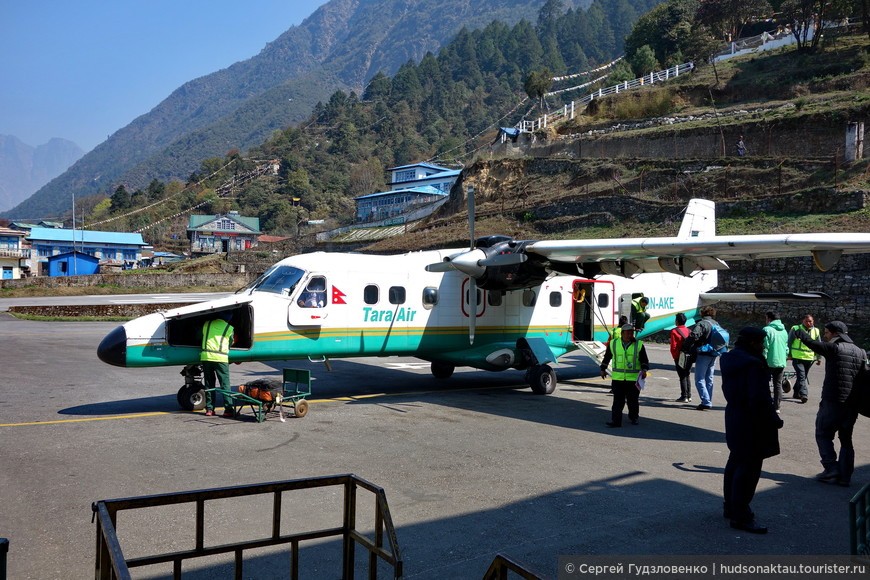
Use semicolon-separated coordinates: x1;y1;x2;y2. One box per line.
97;325;127;367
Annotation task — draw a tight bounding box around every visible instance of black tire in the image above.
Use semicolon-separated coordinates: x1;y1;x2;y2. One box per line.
431;361;455;379
294;399;309;418
529;364;557;395
782;378;792;393
177;382;206;411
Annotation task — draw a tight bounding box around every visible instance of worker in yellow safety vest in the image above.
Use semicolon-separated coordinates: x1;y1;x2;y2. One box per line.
631;296;650;331
787;314;821;403
201;312;236;417
600;324;650;427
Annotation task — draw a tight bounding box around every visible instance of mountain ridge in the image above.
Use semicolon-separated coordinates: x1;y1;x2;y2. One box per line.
0;136;83;213
6;0;558;220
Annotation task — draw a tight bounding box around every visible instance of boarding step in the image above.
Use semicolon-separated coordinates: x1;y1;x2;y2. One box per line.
573;340;607;364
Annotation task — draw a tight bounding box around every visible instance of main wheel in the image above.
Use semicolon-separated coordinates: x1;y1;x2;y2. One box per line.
782;378;792;393
431;361;455;379
528;364;557;395
177;382;206;411
294;399;309;418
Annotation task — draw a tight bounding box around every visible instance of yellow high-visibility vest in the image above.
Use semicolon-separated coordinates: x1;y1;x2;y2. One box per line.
201;319;233;363
789;325;819;360
610;339;643;381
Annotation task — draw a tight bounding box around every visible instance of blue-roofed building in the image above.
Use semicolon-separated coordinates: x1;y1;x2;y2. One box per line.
0;226;28;279
27;227;148;276
387;163;460;193
353;163;460;223
187;211;262;255
47;251;100;277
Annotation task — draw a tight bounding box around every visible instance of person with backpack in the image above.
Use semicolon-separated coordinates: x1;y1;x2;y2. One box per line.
683;305;729;410
670;313;693;403
793;321;865;487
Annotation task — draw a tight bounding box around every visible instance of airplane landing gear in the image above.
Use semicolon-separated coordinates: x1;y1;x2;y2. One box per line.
527;364;557;395
430;361;455;379
177;364;206;411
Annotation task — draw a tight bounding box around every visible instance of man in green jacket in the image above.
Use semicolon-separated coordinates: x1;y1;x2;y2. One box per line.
762;311;788;412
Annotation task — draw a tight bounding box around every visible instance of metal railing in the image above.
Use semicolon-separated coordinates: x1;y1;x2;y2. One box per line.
517;62;694;133
850;482;870;564
1;538;8;580
93;474;402;579
481;554;547;580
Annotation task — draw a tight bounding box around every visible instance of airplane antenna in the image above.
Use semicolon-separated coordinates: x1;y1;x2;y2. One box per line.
468;185;476;344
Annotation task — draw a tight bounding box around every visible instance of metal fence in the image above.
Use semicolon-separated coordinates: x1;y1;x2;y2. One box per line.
93;474;402;579
517;62;694;133
850;482;870;564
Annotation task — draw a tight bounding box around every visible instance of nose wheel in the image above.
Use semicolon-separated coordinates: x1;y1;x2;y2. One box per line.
177;382;206;411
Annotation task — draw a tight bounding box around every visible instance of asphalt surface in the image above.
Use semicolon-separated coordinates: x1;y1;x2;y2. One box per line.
1;307;868;579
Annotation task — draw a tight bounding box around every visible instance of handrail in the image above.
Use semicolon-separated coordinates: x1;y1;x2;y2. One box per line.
93;474;402;579
517;63;694;133
850;482;870;564
481;553;548;580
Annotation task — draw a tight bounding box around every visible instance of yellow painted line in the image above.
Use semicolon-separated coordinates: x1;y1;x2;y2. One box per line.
0;412;173;428
0;382;545;428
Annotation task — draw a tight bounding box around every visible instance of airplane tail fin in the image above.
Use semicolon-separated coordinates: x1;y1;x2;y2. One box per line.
677;199;716;240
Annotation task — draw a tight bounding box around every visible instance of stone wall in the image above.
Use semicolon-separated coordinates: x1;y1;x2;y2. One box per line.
0;272;254;290
493;116;866;162
716;253;870;344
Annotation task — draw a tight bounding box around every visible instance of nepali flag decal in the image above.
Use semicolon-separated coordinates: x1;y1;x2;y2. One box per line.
332;286;347;305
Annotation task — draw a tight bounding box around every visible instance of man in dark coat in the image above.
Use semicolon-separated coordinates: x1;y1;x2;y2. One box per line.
794;320;866;486
721;327;783;534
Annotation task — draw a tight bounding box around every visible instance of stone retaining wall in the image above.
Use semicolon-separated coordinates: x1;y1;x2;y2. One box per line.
0;272;254;290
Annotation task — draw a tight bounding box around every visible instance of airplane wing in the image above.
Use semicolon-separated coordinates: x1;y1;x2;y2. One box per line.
525;233;870;272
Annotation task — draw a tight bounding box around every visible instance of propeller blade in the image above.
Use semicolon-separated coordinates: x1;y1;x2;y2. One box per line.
468;278;477;345
467;185;475;250
425;261;455;273
480;253;527;267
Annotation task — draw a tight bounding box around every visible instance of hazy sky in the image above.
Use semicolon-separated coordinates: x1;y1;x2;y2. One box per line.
0;0;325;153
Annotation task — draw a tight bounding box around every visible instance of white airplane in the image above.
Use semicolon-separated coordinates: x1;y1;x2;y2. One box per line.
97;198;870;409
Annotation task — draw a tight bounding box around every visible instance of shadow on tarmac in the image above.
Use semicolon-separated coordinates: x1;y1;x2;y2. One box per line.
98;464;870;579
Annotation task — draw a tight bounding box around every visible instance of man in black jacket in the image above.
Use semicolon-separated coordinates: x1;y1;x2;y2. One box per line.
721;327;783;534
794;320;866;487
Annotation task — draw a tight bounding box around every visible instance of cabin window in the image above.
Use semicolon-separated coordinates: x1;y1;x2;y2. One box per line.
549;292;562;307
522;289;537;307
487;291;503;307
422;287;438;309
464;287;483;305
389;286;406;304
364;285;379;305
598;293;610;308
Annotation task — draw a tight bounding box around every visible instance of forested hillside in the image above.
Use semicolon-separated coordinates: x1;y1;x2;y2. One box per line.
77;0;661;242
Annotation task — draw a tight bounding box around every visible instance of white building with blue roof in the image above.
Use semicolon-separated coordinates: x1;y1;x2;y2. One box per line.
354;163;460;223
27;227;148;275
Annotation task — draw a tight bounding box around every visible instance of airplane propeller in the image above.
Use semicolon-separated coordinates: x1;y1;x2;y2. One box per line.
424;185;529;344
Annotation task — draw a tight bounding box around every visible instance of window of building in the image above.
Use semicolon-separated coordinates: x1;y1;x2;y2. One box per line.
395;170;416;183
217;219;236;230
103;249;116;260
389;286;406;304
364;285;379;305
422;287;438;309
83;247;97;256
122;250;137;261
0;236;18;249
59;246;73;254
522;290;537;307
37;245;53;257
549;292;562;307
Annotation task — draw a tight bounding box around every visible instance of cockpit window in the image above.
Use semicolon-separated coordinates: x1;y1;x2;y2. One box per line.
246;265;305;295
297;276;327;308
